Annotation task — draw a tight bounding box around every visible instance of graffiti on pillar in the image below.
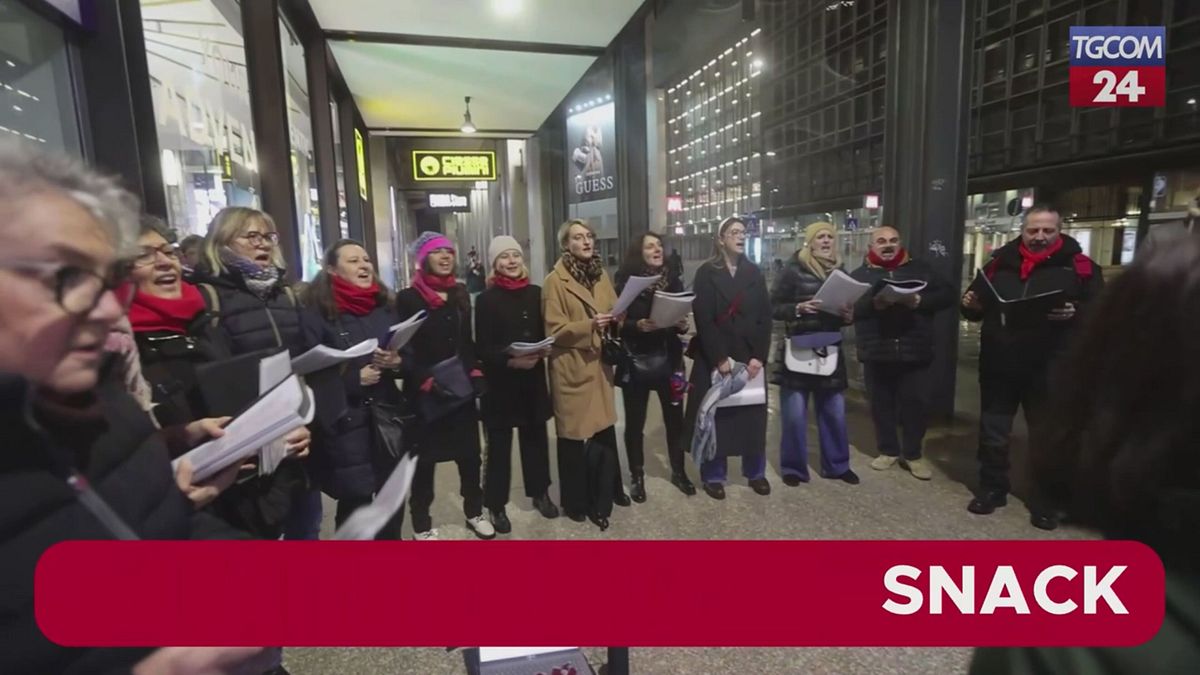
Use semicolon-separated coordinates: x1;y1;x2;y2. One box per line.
930;178;946;191
928;240;948;257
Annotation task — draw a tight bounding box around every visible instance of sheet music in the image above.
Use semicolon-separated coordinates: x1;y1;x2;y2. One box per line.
648;291;694;327
612;275;661;316
291;338;378;376
386;310;428;351
716;367;767;408
812;269;871;315
506;337;555;356
332;455;419;540
876;279;927;303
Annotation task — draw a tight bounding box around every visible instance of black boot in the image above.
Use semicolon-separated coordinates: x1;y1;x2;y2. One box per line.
1030;512;1059;531
489;508;512;535
533;493;560;519
630;475;647;503
670;471;696;496
613;490;632;507
968;490;1008;515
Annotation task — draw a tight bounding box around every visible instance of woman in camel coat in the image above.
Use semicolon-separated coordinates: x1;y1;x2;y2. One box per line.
544;219;629;530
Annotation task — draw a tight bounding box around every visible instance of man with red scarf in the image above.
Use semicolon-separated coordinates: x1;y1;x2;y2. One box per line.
851;226;956;481
960;204;1104;529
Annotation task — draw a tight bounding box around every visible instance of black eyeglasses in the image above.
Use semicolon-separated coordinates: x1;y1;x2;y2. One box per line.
0;259;134;315
132;243;180;267
239;231;279;246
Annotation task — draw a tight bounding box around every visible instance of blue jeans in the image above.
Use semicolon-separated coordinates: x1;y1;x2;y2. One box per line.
779;387;850;480
282;487;323;540
700;452;767;484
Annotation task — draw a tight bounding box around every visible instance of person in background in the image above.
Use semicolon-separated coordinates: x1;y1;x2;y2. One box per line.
0;141;270;675
544;219;628;530
615;231;695;500
396;232;493;540
970;236;1200;675
684;216;772;500
960;204;1103;529
465;246;486;296
474;235;559;534
771;221;858;488
302;239;405;537
850;226;955;481
192;207;314;540
179;233;204;277
667;247;684;282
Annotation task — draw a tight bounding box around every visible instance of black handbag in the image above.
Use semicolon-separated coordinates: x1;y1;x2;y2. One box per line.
368;398;410;473
612;335;671;387
418;355;476;422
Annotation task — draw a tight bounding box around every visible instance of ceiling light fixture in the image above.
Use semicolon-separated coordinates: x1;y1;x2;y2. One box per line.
460;96;477;134
493;0;522;16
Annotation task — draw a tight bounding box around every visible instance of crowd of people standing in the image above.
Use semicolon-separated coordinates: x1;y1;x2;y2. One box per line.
4;139;1198;673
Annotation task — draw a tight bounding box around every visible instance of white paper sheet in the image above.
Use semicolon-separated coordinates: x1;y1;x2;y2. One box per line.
291;338;378;376
258;350;293;394
876;279;927;303
812;269;871;315
386;311;428;351
172;375;307;483
612;275;661;317
716;367;767;408
332;455;419;540
648;291;695;327
506;337;556;356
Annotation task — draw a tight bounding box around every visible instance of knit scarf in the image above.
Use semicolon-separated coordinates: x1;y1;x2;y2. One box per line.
128;281;206;334
219;247;281;300
332;274;379;316
642;265;671;295
867;247;910;270
492;273;530;291
412;270;458;309
561;252;604;290
1017;237;1064;280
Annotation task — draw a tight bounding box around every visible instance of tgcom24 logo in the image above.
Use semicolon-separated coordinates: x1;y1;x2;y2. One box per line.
1069;26;1166;107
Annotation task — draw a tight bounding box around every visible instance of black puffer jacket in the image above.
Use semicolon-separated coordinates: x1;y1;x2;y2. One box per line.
962;235;1104;378
0;372;192;674
849;256;956;364
770;257;850;391
134;314;232;429
190;267;305;357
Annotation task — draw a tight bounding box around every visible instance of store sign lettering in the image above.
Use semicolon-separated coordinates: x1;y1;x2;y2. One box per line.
413;151;497;181
354;129;369;201
575;175;615;196
429;193;469;209
151;80;258;170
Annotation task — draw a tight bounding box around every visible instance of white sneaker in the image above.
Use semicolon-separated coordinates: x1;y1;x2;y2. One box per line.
870;455;899;471
904;458;933;481
413;528;439;541
466;515;496;540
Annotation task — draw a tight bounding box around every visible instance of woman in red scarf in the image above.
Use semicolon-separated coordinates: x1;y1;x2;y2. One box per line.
301;239;405;537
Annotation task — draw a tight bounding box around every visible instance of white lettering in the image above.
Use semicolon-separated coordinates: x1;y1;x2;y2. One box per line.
1084;566;1128;614
980;566;1030;614
929;565;974;615
882;565;923;615
1033;565;1078;615
1075;34;1164;61
429;193;468;209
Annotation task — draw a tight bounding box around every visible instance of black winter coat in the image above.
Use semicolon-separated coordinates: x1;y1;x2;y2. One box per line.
770;257;851;391
474;284;552;428
134;314;232;429
962;235;1104;379
849;256;956;364
395;286;482;463
0;372;199;674
303;304;402;500
615;269;686;372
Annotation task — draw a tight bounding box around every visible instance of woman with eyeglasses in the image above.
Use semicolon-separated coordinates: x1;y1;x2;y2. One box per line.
0;142;272;675
191;207;315;541
683;216;773;500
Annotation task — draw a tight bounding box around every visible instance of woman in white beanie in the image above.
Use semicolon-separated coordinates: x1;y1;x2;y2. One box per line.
474;236;559;534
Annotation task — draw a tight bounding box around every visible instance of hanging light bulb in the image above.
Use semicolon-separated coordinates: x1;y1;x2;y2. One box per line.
460;96;477;134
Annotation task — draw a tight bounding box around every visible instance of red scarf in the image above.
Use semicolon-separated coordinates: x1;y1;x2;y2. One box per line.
492;274;530;291
332;274;380;316
128;281;206;334
1017;237;1064;280
412;270;458;309
867;247;909;270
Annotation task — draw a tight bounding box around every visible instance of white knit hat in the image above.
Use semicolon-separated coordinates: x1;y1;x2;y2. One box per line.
488;235;522;269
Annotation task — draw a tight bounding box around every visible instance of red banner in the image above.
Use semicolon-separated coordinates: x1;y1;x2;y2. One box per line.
35;540;1164;647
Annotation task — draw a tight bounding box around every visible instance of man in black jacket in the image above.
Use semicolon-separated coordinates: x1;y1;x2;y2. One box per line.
960;204;1104;529
851;226;956;480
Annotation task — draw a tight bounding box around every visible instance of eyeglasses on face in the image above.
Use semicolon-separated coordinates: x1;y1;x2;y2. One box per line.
132;243;180;267
239;231;279;246
0;259;134;315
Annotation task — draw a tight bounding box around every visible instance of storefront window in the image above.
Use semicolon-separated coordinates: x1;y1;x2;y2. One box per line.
0;0;82;155
142;0;260;236
330;96;349;238
280;16;320;279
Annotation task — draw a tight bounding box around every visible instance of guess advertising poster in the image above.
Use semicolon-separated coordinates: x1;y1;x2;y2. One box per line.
565;101;616;204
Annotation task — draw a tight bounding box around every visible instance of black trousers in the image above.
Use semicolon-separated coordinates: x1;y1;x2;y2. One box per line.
978;369;1048;495
409;455;484;533
484;422;552;511
334;496;405;540
621;380;686;476
863;362;931;461
557;426;620;518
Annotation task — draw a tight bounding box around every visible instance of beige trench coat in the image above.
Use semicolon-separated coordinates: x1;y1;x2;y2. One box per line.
543;258;618;441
